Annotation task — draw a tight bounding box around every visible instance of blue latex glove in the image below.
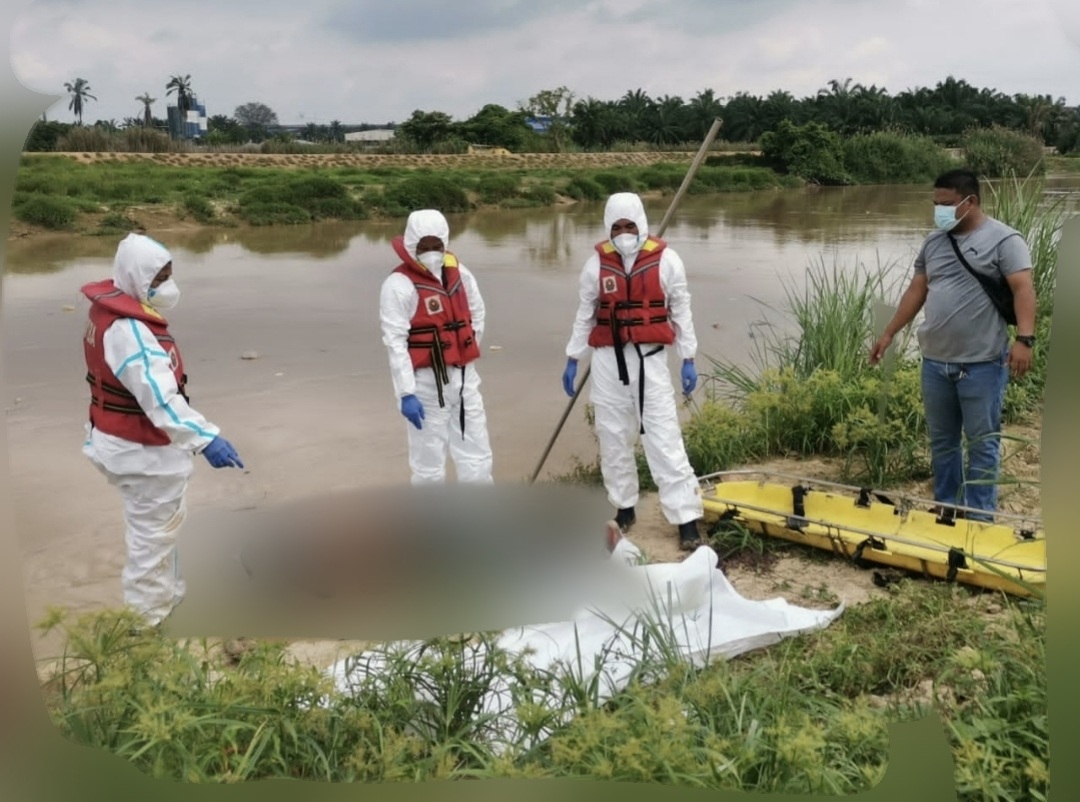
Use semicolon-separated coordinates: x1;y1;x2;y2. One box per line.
681;359;698;395
202;436;244;469
562;358;578;397
401;394;425;429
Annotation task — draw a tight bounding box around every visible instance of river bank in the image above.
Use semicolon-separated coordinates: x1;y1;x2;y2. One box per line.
10;160;1054;796
9;149;804;243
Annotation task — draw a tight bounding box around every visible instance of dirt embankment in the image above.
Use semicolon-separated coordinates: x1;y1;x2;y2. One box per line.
26;149;716;171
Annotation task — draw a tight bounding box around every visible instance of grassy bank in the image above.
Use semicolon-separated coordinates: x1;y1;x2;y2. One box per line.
38;580;1044;796
3;128;964;238
10;151;802;237
34;170;1057;796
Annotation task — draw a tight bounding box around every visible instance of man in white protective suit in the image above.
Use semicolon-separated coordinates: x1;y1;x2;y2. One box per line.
379;209;494;485
562;192;705;551
81;232;245;629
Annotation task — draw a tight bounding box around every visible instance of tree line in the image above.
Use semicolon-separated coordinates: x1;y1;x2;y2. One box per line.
28;74;1080;154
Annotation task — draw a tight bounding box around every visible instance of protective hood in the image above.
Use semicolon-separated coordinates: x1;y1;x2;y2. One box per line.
403;209;450;262
112;232;172;303
604;192;649;254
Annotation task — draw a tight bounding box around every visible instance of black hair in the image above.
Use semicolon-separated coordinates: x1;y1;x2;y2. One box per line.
934;168;980;200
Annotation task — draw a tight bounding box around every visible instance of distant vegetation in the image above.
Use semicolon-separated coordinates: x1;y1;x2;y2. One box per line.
14;120;1061;236
27;75;1079;156
14;73;1073;238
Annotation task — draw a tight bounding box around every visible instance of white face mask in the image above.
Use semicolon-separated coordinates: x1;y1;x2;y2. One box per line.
147;277;180;310
612;233;640;257
417;251;444;272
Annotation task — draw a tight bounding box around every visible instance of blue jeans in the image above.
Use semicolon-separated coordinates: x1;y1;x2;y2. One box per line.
920;349;1009;522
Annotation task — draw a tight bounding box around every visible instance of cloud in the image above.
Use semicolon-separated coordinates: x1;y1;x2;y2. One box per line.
318;0;580;43
10;0;1080;127
850;36;889;60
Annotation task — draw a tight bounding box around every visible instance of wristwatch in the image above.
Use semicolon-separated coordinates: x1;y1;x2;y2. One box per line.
1015;335;1035;348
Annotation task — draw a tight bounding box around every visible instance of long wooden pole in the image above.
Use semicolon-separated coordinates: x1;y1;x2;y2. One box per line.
527;117;724;485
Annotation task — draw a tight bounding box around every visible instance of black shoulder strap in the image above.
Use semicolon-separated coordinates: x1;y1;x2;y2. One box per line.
945;233;1016;325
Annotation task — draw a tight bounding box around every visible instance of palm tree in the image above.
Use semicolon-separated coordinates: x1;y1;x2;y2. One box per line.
687;89;724;139
166;74;193;115
64;77;97;125
136;93;156;127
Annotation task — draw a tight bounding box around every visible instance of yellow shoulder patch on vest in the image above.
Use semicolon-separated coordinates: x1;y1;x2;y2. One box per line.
600;242;617;254
641;237;661;252
443;252;460;268
140;302;163;320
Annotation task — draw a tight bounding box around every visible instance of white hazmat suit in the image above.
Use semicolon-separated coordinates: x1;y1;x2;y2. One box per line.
379;210;494;485
564;193;704;543
82;233;242;627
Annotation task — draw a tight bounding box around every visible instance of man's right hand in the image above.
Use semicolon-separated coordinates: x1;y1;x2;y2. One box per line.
869;333;894;366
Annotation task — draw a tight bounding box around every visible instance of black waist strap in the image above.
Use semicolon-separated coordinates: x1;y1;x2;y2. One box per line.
407;326;451;408
87;371;190;405
406;328;468;438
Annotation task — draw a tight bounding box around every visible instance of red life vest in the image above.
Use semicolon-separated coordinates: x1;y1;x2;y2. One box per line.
81;279;189;447
587;235;676;349
390;235;482;379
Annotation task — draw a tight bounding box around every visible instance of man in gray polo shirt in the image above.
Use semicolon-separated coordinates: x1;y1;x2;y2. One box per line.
870;168;1037;522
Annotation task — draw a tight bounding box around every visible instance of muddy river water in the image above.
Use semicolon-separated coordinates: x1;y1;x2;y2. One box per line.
5;177;1078;655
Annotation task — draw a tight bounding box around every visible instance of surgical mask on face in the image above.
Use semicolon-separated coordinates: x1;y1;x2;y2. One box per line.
147;278;180;310
417;251;444;272
612;233;640;256
934;197;970;232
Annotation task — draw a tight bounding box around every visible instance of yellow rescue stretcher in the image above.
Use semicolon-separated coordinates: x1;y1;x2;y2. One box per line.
697;470;1046;599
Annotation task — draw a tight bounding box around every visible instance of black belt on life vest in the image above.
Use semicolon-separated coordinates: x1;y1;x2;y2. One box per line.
86;370;190;414
600;301;667;435
406;325;469;439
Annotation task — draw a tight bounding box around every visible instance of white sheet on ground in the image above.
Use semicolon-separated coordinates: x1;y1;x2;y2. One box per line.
325;538;845;753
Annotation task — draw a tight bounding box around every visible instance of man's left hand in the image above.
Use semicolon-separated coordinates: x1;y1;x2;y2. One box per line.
1009;342;1033;378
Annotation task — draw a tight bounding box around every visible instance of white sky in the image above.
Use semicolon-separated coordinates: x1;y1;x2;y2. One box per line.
10;0;1080;126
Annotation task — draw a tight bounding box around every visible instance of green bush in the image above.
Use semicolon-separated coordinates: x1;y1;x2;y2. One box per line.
281;175;350;203
563;175;606;200
233;175;363;223
760;120;850;185
181;194;215;223
521;184;557;204
96;211;139;234
474;173;520;204
637;163;687;190
379;175;471;214
14;193;77;229
591;171;640;194
842;130;955;184
308;197;367;221
961;126;1046;179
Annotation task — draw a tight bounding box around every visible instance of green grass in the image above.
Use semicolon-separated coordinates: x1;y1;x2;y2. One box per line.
37;576;1045;797
11;154;798;233
10;130;966;235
